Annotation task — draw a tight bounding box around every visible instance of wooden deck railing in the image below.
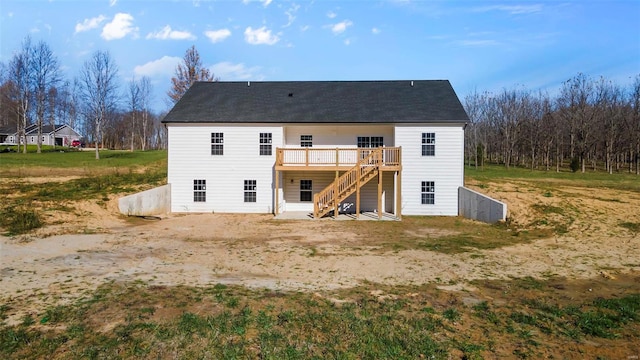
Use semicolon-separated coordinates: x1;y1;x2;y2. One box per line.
276;147;400;168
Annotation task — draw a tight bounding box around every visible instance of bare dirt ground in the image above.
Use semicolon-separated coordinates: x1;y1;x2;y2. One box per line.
1;176;640;327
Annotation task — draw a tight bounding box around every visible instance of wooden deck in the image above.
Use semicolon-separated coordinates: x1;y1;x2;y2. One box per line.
274;147;402;220
275;147;401;171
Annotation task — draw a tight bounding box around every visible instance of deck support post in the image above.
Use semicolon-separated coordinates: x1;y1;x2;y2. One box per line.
274;169;279;215
378;169;383;220
396;169;402;220
333;170;339;219
356;166;361;219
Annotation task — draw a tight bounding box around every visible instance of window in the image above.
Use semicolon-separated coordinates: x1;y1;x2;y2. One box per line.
193;179;206;202
244;180;257;203
300;135;312;147
211;133;224;155
357;136;384;148
259;133;272;155
300;180;312;202
421;181;435;205
422;133;435;156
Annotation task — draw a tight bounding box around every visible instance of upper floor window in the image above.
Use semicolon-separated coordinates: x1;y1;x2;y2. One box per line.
300;135;312;147
421;181;435;205
422;133;435;156
193;179;206;202
211;133;224;155
357;136;384;148
259;133;272;156
244;180;257;203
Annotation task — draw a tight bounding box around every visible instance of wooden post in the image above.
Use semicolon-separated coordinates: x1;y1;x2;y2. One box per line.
334;170;339;219
356;166;361;219
335;147;339;167
396;170;402;220
305;147;309;166
274;169;279;215
378;169;383;220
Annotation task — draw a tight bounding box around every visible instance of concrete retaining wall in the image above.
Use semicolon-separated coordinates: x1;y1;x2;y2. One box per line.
118;184;171;216
458;186;507;224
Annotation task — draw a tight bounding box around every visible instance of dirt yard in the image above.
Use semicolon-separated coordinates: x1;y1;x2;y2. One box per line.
1;175;639;328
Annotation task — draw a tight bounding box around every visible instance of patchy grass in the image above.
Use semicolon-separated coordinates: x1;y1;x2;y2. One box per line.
0;150;166;234
620;222;640;233
342;216;551;254
1;277;638;359
0;202;42;235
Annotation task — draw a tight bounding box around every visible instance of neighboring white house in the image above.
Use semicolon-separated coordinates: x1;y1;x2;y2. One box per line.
0;124;80;146
162;80;469;219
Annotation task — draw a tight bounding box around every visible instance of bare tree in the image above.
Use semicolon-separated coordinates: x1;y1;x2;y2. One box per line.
167;45;215;104
127;77;141;151
79;51;119;160
31;40;60;153
138;76;152;150
7;37;33;154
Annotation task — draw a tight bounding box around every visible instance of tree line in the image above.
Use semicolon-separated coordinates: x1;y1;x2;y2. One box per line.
464;73;640;174
0;37;213;159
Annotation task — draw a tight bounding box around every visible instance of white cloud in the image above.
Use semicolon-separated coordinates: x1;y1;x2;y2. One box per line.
457;39;500;47
371;27;380;35
204;28;231;43
146;25;196;40
283;4;300;27
473;4;543;14
101;13;138;40
210;61;263;81
109;0;117;6
134;56;181;77
241;0;272;6
328;20;353;35
300;25;310;32
344;39;351;46
327;11;337;19
75;15;107;33
244;26;279;45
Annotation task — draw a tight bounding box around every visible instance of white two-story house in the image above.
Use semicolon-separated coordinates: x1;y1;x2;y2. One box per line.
162;80;469;219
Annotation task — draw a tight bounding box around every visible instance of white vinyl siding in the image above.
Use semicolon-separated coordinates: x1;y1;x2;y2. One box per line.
282;171;394;213
395;124;464;216
284;125;394;148
168;124;283;213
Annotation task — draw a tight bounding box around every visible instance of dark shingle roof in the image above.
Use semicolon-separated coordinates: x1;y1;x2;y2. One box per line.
162;80;469;124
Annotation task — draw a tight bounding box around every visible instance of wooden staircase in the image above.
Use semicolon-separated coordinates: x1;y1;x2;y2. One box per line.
313;148;383;218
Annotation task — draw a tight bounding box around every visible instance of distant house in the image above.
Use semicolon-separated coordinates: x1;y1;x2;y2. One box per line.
162;80;469;219
0;126;15;144
0;124;80;146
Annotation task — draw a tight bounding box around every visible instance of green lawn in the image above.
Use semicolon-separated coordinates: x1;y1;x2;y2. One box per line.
466;164;640;192
0;148;167;170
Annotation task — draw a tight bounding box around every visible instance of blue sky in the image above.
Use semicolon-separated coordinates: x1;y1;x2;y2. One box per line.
1;0;639;113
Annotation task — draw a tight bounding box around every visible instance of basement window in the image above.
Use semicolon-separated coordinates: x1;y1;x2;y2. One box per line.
300;135;312;147
422;133;435;156
300;180;312;202
211;132;224;155
421;181;435;205
193;179;206;202
244;180;257;203
259;133;272;155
